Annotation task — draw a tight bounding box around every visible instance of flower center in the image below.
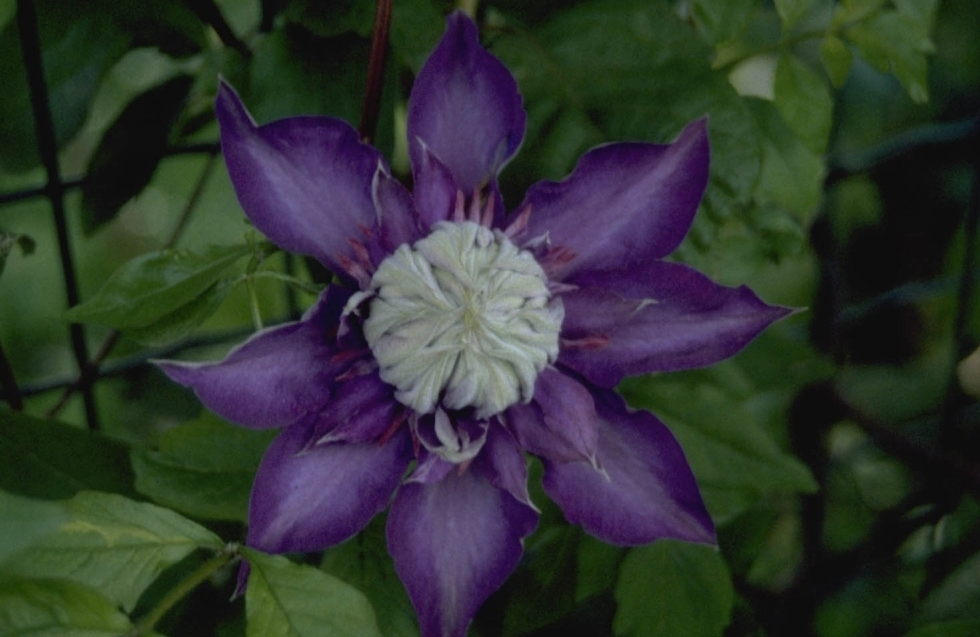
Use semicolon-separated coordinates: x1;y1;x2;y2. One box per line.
364;221;563;418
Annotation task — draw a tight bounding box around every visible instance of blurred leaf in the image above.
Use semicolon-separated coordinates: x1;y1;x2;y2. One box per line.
620;371;818;523
0;230;35;280
81;75;194;235
125;278;236;346
0;490;68;563
321;517;420;637
390;0;444;72
65;243;253;329
614;541;733;637
906;620;980;637
243;548;384;637
773;0;818;31
691;0;760;44
893;0;940;30
916;550;980;624
846;9;934;103
0;491;222;612
821;33;854;87
131;411;276;522
282;0;375;38
574;533;624;602
0;0;13;32
500;525;579;636
839;0;889;22
774;52;833;153
0;411;136;500
0;577;134;637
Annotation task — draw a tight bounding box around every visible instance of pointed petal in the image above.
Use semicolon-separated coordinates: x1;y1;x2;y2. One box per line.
506;367;598;463
216;80;389;275
407;12;526;194
311;371;398;444
520;120;709;281
248;423;412;553
387;469;537;637
542;389;714;545
372;168;420;259
559;263;791;387
155;288;350;428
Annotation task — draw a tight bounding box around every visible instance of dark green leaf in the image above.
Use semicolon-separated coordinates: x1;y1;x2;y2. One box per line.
131;411;276;522
390;0;444;72
81;75;194;234
692;0;761;44
916;550;980;624
0;490;68;564
906;620;980;637
774;52;833;154
282;0;375;38
614;541;734;637
0;491;222;612
0;577;134;637
0;411;136;500
773;0;819;31
243;547;384;637
125;278;236;346
0;230;35;280
65;243;252;329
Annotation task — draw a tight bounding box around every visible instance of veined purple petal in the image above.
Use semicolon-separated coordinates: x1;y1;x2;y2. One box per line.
311;371;398;444
388;468;538;637
542;389;714;546
216;80;388;277
248;423;412;554
559;262;792;387
506;367;599;463
155;288;349;429
407;11;526;194
520;120;709;281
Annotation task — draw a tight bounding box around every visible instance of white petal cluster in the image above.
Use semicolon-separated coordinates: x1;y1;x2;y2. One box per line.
364;221;563;418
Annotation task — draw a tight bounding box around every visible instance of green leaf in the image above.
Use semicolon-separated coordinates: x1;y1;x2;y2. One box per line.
906;620;980;637
131;411;276;521
614;541;734;637
840;0;889;22
321;517;420;637
124;278;236;346
691;0;761;44
846;9;934;103
0;411;136;500
390;0;444;72
774;52;833;154
282;0;375;38
0;230;35;280
0;491;68;564
243;548;384;637
620;371;818;523
0;577;133;637
0;0;13;32
81;75;194;235
773;0;818;31
916;550;980;624
820;34;854;87
65;243;252;329
0;491;222;612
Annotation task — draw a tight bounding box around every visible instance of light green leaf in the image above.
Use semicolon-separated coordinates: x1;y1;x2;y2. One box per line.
0;491;68;564
773;0;818;31
0;411;136;500
0;491;222;612
840;0;889;22
894;0;940;30
774;52;834;154
820;34;854;87
131;411;276;521
847;9;934;103
614;541;733;637
0;577;133;637
65;244;252;329
691;0;761;44
243;548;384;637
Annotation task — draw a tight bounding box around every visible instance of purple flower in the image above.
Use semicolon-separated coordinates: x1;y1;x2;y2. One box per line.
158;12;789;637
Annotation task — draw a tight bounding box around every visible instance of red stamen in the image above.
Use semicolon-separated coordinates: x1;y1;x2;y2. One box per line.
504;204;531;239
561;335;610;350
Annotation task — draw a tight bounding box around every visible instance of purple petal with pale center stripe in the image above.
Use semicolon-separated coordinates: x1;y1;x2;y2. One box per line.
216;80;387;276
506;367;598;463
155;288;349;429
311;371;398;444
407;11;526;194
542;389;714;546
387;466;538;637
248;423;412;554
520;120;709;281
558;261;791;387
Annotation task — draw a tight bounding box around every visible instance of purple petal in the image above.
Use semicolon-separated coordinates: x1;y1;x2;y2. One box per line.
542;389;714;545
155;288;350;429
216;80;388;276
387;468;538;637
473;422;534;509
248;423;412;553
559;261;792;387
407;12;526;194
311;371;398;444
372;168;420;260
413;145;459;230
506;367;598;463
520;120;709;281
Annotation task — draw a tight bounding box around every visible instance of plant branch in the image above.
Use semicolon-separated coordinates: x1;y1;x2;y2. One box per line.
358;0;392;144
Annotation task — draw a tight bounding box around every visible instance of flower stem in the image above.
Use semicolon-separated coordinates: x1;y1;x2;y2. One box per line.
359;0;392;144
128;547;238;637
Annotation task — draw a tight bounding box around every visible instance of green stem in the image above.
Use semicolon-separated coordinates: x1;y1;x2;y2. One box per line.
245;275;264;330
128;548;238;637
249;270;325;296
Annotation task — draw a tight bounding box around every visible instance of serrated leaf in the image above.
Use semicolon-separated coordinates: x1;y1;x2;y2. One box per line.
0;411;136;500
614;541;733;637
620;372;818;523
243;548;384;637
65;243;252;329
774;52;833;154
846;10;934;103
132;411;276;521
773;0;818;31
81;75;194;234
691;0;761;44
0;491;222;611
0;577;133;637
820;34;853;87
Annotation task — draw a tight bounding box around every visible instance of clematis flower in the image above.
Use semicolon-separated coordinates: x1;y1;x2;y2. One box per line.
158;12;789;637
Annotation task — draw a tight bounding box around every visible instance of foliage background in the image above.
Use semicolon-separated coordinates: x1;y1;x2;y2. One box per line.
1;0;979;636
